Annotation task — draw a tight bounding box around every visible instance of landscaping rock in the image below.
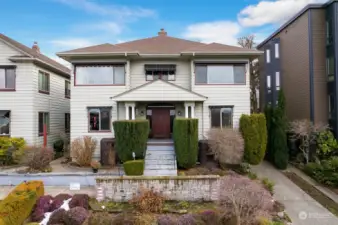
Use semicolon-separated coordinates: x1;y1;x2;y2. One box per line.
47;209;66;225
63;206;89;225
69;194;89;209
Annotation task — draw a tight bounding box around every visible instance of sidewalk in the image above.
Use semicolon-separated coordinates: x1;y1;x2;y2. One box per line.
251;161;338;225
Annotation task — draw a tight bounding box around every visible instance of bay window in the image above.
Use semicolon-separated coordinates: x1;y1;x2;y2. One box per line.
0;67;15;90
195;64;246;84
210;106;233;128
145;64;176;81
75;65;125;85
88;107;111;132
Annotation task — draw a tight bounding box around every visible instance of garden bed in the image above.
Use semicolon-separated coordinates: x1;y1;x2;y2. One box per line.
284;171;338;216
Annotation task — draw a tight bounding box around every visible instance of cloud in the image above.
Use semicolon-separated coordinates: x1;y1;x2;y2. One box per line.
53;0;156;20
75;21;123;35
50;38;97;49
182;21;241;45
239;0;328;27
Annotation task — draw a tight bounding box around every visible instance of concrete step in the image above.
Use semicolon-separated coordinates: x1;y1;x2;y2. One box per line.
146;150;174;155
143;169;177;176
147;140;174;146
145;154;175;160
147;145;174;151
145;159;176;165
145;164;176;170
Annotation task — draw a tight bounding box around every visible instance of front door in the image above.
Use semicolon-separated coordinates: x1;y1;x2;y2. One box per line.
152;108;171;138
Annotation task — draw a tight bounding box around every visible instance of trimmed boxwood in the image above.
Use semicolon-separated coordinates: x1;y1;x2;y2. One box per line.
173;118;198;169
123;160;144;175
113;120;149;162
239;113;267;165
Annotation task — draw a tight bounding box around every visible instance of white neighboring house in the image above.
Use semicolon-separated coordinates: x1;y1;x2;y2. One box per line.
0;34;71;147
57;29;262;158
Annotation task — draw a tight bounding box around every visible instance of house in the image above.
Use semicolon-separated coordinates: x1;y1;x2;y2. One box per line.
257;0;338;135
0;34;71;147
57;29;262;158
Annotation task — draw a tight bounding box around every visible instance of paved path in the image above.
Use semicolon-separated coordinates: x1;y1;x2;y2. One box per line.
251;161;338;225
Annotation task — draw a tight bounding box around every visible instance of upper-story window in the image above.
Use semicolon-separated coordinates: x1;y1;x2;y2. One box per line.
327;56;335;82
65;80;71;98
38;71;50;94
326;19;333;46
195;64;246;84
0;66;15;91
145;64;176;81
75;64;125;86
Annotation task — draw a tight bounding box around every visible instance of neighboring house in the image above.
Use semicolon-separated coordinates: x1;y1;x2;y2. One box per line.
57;29;262;158
0;34;71;146
257;0;338;135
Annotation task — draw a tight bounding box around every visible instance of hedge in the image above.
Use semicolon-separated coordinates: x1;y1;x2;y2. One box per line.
239;114;267;165
113;120;149;162
0;137;26;165
0;181;44;225
173;118;198;169
123;160;144;175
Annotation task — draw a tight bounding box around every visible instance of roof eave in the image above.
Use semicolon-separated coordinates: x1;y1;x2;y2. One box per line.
181;51;263;56
56;52;140;57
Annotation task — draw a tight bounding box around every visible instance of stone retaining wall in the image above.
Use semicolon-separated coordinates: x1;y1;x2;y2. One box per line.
96;175;220;202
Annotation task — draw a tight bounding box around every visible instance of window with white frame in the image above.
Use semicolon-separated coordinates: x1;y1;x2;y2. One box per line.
210;106;233;128
275;43;279;58
0;67;15;90
88;107;111;131
266;49;271;63
145;64;176;81
195;64;246;84
276;72;280;90
75;65;125;85
267;75;271;88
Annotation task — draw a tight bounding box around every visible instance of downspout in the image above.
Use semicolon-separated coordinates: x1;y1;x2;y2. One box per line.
308;9;315;122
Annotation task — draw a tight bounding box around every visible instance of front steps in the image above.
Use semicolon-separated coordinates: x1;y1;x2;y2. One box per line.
143;139;177;176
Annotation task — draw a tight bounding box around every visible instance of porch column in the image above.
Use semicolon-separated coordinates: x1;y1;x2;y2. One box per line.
125;104;129;120
125;102;136;120
131;105;135;120
185;105;189;118
191;105;195;118
184;102;195;118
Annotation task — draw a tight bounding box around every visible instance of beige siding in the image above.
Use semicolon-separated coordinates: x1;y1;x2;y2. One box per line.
130;59;191;90
32;66;70;147
0;40;36;144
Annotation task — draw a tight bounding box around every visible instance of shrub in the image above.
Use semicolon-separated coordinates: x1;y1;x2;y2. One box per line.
53;139;64;152
207;128;244;165
51;194;72;211
88;212;113;225
305;157;338;187
157;215;177;225
173;118;198;169
130;188;165;213
198;209;220;224
123;160;144;175
219;173;274;224
0;181;44;225
113;120;149;162
22;146;54;171
31;195;54;222
112;213;136;225
261;178;275;195
47;208;66;225
69;194;89;209
177;214;200;225
239;113;267;165
71;136;97;166
135;213;157;225
63;206;89;225
0;137;26;165
316;130;338;160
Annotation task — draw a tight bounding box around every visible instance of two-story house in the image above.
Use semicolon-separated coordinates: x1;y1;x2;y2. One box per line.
57;29;261;158
0;34;71;146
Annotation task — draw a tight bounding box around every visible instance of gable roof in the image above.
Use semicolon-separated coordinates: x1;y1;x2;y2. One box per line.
112;79;207;102
0;33;71;77
57;29;262;57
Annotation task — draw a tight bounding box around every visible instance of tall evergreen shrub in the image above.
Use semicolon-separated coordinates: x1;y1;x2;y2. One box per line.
113;120;149;162
173;118;198;169
239;113;267;165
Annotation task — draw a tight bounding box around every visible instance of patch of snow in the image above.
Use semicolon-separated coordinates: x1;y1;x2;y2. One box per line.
39;212;52;225
39;198;72;225
60;198;72;211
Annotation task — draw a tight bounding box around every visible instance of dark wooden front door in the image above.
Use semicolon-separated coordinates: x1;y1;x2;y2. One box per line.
152;108;170;138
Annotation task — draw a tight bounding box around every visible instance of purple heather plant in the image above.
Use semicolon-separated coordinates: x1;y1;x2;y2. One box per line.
177;214;198;225
63;206;89;225
31;195;54;222
157;215;177;225
69;194;89;209
50;194;72;211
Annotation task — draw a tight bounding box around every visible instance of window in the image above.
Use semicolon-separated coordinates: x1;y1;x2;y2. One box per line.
327;20;333;45
276;72;280;90
75;65;125;85
88;107;111;131
266;49;271;63
145;64;176;81
0;110;10;136
65;80;71;98
329;94;335;119
0;67;15;90
38;112;49;135
65;113;70;133
210;106;233;128
38;71;50;93
267;75;271;88
195;64;245;84
327;56;335;81
275;43;279;58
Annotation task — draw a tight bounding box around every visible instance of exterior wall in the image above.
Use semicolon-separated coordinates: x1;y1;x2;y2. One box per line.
259;11;311;121
130;59;191;90
0;40;35;144
311;8;328;124
32;65;70;147
192;59;251;138
96;176;220;202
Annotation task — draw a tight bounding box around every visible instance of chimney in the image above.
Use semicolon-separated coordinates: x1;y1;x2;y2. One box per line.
158;28;167;36
32;41;40;54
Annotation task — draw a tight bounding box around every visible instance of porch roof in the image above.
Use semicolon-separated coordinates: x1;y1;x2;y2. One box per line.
112;79;207;102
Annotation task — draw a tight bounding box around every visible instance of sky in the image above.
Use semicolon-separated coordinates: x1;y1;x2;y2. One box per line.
0;0;329;65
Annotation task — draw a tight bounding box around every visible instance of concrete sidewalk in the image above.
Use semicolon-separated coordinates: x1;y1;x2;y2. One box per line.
251;161;338;225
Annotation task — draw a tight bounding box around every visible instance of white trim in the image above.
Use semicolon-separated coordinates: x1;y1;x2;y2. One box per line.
275;43;279;58
266;49;271;63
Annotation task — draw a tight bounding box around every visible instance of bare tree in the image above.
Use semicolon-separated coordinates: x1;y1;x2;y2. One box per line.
289;120;328;164
238;35;260;113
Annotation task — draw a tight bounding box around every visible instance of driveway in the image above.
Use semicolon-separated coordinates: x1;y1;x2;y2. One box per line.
251;161;338;225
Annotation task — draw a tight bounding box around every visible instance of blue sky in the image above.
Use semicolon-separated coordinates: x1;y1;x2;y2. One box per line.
0;0;328;64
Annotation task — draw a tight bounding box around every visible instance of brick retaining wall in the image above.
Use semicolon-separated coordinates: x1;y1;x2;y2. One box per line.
96;175;220;202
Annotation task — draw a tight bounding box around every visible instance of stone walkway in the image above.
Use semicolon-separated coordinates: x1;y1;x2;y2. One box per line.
251;161;338;225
